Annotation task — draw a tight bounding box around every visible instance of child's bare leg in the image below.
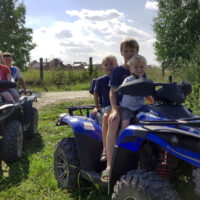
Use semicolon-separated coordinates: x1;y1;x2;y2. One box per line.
106;117;120;170
0;91;15;103
118;119;130;137
102;112;109;150
100;111;109;161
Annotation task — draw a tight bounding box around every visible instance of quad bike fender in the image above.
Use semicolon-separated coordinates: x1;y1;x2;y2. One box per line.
117;125;148;152
146;132;200;168
144;125;200;168
117;124;200;168
0;103;23;123
57;114;102;141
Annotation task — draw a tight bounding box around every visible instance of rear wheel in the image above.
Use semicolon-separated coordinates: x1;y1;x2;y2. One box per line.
54;137;81;191
3;120;23;162
112;170;180;200
24;107;38;138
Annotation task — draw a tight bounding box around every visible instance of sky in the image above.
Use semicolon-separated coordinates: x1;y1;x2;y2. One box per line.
23;0;159;65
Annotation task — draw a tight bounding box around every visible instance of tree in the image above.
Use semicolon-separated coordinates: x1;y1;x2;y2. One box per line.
0;0;36;70
153;0;200;68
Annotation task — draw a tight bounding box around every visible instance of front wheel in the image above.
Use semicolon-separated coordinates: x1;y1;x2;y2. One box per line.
3;120;23;162
24;107;38;138
112;170;180;200
54;137;81;191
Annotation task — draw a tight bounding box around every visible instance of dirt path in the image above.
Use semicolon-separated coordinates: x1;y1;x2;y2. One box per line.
33;91;92;109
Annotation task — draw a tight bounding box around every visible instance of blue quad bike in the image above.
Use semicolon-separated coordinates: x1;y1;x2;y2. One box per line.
0;81;38;163
53;78;200;200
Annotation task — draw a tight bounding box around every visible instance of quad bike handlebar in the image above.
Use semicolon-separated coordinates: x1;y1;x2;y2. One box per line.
18;89;33;96
66;105;95;117
115;79;192;105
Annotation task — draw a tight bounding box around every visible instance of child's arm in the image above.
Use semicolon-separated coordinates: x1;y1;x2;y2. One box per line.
110;87;118;110
108;87;120;122
19;77;28;93
92;92;100;114
145;96;154;104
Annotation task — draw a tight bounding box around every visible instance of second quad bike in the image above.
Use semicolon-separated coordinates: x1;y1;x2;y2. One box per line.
0;80;38;163
54;78;200;200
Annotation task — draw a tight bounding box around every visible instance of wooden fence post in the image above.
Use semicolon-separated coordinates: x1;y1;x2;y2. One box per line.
40;58;44;84
161;62;165;77
89;57;93;76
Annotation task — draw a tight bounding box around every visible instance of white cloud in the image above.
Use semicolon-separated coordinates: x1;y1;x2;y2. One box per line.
66;9;124;21
30;9;158;65
56;30;72;39
145;1;158;10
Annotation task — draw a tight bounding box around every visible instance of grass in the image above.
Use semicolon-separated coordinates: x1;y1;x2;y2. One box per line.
22;68;103;92
22;67;184;92
0;100;109;200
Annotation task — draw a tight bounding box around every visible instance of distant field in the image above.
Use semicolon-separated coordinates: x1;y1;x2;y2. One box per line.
22;67;181;92
22;68;104;92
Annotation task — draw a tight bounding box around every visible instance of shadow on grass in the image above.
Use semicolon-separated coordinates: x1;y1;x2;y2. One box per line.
69;184;110;200
0;133;44;191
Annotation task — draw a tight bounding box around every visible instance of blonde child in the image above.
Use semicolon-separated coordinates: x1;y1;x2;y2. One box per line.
92;55;118;162
119;54;154;134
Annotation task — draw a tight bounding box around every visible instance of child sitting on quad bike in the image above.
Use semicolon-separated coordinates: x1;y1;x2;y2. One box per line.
101;37;140;182
0;51;15;103
92;55;118;162
118;55;154;135
3;52;28;102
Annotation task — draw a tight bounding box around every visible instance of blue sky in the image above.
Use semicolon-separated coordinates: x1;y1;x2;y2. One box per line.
24;0;158;65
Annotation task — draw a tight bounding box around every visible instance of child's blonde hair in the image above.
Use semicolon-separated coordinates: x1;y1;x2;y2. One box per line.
120;37;139;53
127;54;147;66
102;55;118;66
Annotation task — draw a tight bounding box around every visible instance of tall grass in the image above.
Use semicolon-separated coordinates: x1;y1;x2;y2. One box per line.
22;66;183;92
22;68;104;92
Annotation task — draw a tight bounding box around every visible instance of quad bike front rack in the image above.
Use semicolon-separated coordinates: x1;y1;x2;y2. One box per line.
66;105;95;117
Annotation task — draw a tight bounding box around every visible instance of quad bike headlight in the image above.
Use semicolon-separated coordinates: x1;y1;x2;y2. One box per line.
0;104;14;114
58;113;67;121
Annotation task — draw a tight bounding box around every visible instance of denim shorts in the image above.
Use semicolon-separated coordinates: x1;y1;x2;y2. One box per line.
120;107;137;121
102;106;111;114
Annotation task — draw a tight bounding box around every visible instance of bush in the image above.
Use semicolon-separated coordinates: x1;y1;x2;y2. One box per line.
185;82;200;115
177;45;200;84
